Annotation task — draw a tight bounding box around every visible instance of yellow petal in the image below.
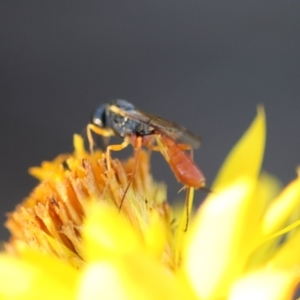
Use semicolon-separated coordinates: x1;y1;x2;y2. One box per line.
184;179;254;298
73;134;86;157
212;106;266;192
78;261;130;300
263;172;300;236
255;171;282;215
143;210;168;259
83;201;142;262
229;269;299;300
245;173;282;268
83;200;169;264
78;254;197;300
267;226;300;269
184;108;266;298
0;249;78;299
28;154;68;181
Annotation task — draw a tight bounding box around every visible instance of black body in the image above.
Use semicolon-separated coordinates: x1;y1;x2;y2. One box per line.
91;99;201;149
91;99;154;138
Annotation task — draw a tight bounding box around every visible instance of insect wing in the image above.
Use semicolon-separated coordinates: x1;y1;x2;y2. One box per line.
109;104;201;149
143;111;201;149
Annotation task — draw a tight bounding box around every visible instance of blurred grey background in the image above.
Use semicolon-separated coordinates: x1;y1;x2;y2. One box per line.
0;1;300;240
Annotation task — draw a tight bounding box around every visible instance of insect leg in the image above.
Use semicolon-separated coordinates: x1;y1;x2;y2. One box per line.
86;123;114;153
184;187;195;231
119;136;143;211
106;138;131;170
175;143;195;231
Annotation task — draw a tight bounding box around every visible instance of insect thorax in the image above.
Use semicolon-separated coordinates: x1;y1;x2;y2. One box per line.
108;112;152;137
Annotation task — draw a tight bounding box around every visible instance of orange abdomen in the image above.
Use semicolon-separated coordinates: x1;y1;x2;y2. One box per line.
160;136;205;189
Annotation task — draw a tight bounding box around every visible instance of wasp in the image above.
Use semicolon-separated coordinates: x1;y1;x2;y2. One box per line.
87;99;206;227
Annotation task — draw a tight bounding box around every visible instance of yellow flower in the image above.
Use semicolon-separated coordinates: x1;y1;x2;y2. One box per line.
1;107;300;299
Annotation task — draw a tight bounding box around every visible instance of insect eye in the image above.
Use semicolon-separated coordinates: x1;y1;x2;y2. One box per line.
91;104;107;128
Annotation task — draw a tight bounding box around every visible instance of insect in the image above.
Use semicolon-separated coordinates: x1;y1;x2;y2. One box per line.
87;99;206;227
